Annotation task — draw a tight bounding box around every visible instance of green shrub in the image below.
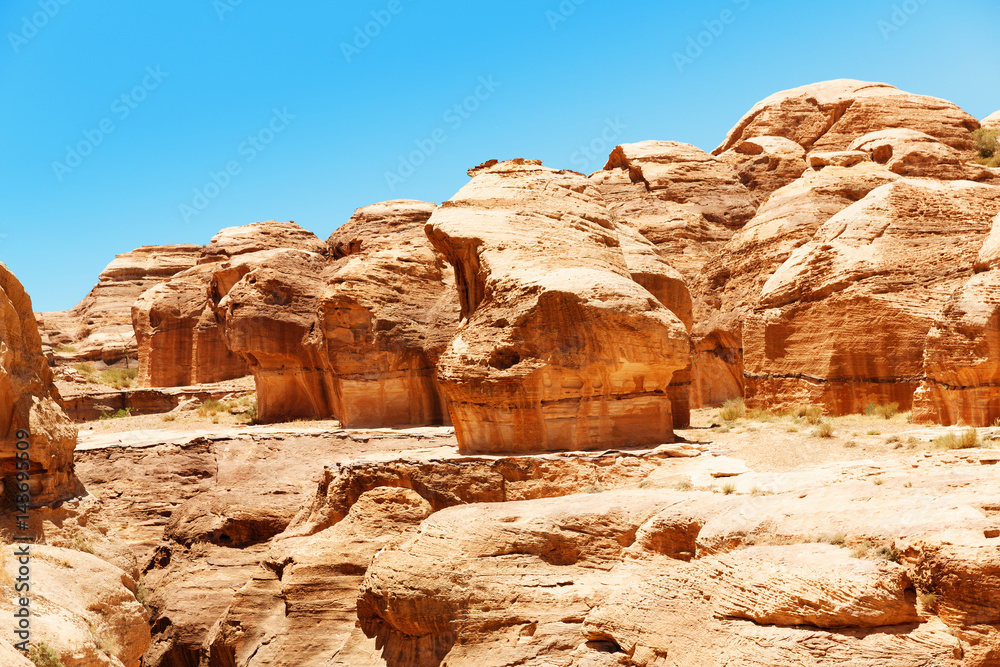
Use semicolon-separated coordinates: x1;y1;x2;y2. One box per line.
875;402;899;419
719;398;745;422
197;399;226;417
28;642;65;667
98;408;132;420
973;128;999;159
99;367;138;389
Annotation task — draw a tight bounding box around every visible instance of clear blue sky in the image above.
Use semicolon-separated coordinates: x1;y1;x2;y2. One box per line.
2;0;998;311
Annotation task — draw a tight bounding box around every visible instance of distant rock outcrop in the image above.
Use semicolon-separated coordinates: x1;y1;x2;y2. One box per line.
426;159;690;453
0;263;82;505
219;202;460;426
38;244;201;365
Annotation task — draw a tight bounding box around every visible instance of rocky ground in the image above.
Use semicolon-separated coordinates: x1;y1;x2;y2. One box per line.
5;405;991;665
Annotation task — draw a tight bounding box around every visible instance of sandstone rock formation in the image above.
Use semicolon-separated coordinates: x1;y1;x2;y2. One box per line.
693;162;900;407
218;200;460;426
0;545;150;666
745;178;1000;415
913;211;1000;425
589;141;756;280
715;79;981;156
982;110;1000;131
133;221;326;388
38;244;202;366
848;128;993;180
426;159;690;453
716;134;808;205
0;263;82;506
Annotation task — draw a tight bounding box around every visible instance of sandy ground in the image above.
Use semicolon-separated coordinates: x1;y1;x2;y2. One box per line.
678;407;998;474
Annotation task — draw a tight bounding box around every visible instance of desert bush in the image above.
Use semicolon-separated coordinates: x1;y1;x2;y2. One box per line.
197;399;226;417
812;421;835;438
98;408;132;420
721;482;737;495
934;428;979;450
793;404;824;424
719;398;745;422
29;642;65;667
974;128;999;158
918;591;938;613
99;368;137;389
820;532;846;545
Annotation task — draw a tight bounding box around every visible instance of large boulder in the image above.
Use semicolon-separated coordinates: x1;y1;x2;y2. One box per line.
426;159;690;453
744;178;1000;415
982;111;1000;131
0;263;81;506
132;222;326;388
218;201;460;426
848;128;993;181
715;79;980;156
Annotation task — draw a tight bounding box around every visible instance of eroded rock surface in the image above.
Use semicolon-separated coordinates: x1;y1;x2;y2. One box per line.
426;159;690;453
38;244;202;366
715;79;980;156
0;263;82;505
745;179;1000;415
133;221;326;388
218;200;460;426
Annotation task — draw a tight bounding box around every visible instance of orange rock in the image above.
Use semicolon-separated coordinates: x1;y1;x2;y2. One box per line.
218;201;460;426
716;135;808;206
849;128;994;180
133;222;325;388
426;160;690;453
38;244;201;365
715;79;980;156
0;262;82;505
693;163;899;407
745;179;1000;415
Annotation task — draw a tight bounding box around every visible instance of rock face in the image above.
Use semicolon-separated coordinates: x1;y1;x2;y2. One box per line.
426;160;690;453
745;178;1000;415
0;545;150;667
848;128;993;180
132;222;326;388
589;141;756;281
693;163;901;407
913;212;1000;425
0;263;81;506
716;135;808;206
982;110;1000;131
715;79;980;156
206;487;432;666
38;244;201;365
218;201;460;426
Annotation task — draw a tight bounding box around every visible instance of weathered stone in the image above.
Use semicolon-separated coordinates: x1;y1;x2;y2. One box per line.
426;159;690;453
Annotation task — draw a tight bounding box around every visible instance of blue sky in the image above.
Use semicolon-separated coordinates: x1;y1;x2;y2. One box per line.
2;0;998;311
